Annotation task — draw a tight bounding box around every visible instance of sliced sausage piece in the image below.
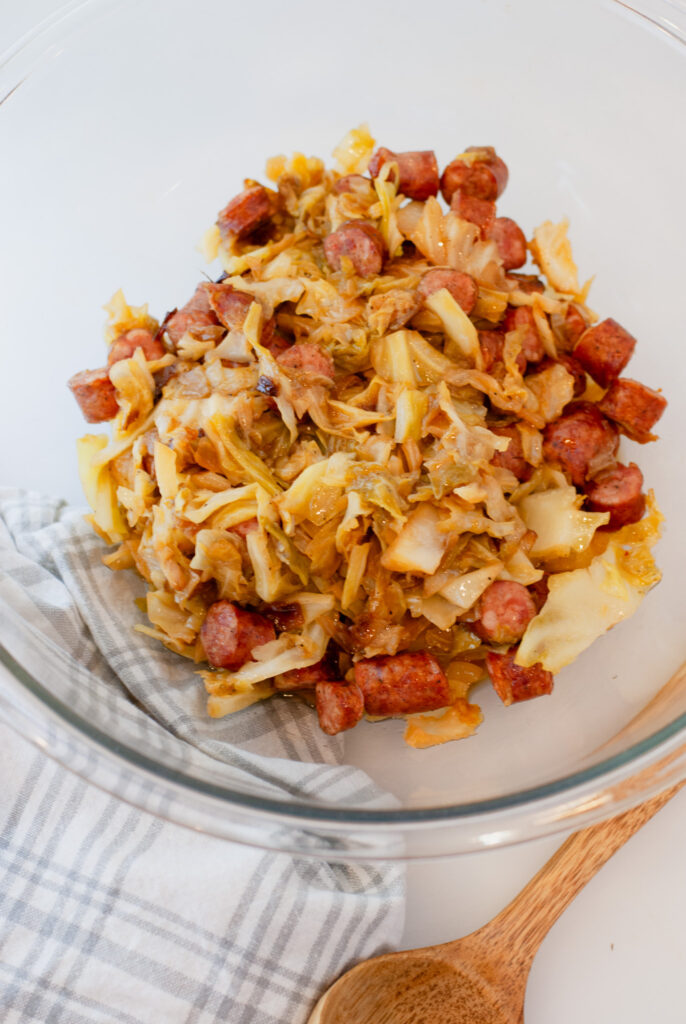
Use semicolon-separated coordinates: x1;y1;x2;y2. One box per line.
68;368;119;423
542;401;619;486
107;328;166;367
450;190;496;234
490;425;533;481
584;462;646;529
597;378;667;443
316;680;365;735
367;148;395;179
201;600;276;671
506;273;545;294
353;651;451;716
479;330;505;372
324;221;386;277
276;342;335;380
261;317;292;357
206;283;254;329
486;648;554;706
166;284;219;345
562;304;588;349
333;173;373;195
217;184;273;242
479;330;527;375
275;652;338;693
417;268;478;314
229;517;258;539
503;306;544;363
573;318;636;387
528;576;549;613
440;146;509;203
368;148;440;201
485;217;527;270
474;581;537;645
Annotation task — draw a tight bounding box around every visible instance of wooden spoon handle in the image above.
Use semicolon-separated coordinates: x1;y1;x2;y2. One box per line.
478;779;684;970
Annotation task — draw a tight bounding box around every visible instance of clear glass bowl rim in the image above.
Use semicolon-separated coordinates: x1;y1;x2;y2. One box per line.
2;635;686;828
2;0;686;844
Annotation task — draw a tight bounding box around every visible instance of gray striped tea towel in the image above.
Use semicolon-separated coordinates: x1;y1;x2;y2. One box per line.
0;489;404;1023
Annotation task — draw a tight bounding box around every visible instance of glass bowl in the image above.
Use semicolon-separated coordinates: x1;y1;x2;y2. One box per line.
1;0;685;860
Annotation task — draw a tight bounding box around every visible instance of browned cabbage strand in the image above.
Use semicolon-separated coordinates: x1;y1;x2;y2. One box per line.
76;127;663;748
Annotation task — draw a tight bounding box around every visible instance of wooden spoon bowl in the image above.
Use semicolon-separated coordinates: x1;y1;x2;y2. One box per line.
309;783;682;1024
309;954;512;1023
309;658;686;1024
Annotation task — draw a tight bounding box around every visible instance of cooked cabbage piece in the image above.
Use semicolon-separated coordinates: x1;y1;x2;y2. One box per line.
517;484;609;561
517;499;662;673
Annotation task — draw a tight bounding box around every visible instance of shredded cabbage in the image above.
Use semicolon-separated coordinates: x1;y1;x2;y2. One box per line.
332;124;375;173
518;484;609;561
381;505;448;575
73;128;665;747
530;219;580;296
76;435;127;543
517;497;662;672
405;699;483;749
424;288;482;367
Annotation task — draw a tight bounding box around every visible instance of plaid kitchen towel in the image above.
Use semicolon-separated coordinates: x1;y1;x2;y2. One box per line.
0;489;404;1024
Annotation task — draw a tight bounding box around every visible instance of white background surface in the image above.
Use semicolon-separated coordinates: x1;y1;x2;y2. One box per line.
2;2;686;1022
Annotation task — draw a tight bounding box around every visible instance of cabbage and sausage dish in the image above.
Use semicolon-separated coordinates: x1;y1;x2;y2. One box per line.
68;128;666;747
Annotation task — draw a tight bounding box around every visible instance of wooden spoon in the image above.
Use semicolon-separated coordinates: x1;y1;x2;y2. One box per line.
309;660;686;1024
309;782;683;1024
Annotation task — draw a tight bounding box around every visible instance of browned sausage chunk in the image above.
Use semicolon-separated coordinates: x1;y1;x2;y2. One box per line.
107;328;166;367
528;576;549;613
474;581;537;645
260;317;292;357
275;657;336;693
276;342;335;380
417;268;478;314
450;190;496;234
315;681;365;735
201;600;276;670
479;330;505;372
543;401;619;486
165;284;219;345
490;425;533;481
206;283;254;329
486;648;554;706
573;318;636;388
485;217;527;270
368;148;440;201
555;353;587;398
229;517;258;539
68;368;118;423
503;306;544;363
353;652;451;716
323;221;386;277
585;462;646;529
216;184;273;242
506;273;545;294
562;304;588;349
333;174;372;195
597;378;667;443
479;330;527;375
440;146;509;203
